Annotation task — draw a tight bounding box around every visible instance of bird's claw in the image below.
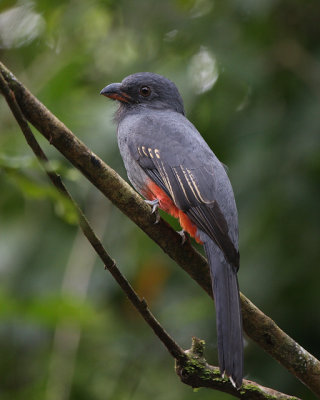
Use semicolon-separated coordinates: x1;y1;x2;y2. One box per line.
145;199;160;224
145;198;159;213
177;229;187;245
154;211;160;224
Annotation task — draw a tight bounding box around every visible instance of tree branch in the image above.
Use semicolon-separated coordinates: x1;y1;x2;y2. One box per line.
0;69;185;363
176;337;300;400
0;67;299;400
1;61;319;397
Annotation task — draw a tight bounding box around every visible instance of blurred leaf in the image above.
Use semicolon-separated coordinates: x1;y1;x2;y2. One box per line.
0;290;100;327
2;167;79;224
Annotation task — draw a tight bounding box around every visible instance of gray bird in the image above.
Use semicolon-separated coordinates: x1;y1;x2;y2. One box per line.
101;72;243;387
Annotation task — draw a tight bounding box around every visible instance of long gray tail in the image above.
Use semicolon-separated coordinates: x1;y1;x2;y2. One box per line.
203;239;243;388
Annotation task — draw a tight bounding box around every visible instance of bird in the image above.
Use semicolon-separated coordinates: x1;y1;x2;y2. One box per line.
100;72;243;388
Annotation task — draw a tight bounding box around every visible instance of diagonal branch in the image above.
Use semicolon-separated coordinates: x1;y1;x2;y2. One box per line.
1;61;319;397
0;69;185;363
0;68;300;400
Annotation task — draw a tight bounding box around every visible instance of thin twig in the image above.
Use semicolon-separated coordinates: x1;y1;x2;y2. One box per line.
0;70;185;363
0;62;318;398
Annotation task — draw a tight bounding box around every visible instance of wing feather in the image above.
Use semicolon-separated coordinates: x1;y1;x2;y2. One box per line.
130;142;239;269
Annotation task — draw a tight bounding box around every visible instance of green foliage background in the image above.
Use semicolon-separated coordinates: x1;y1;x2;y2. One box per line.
1;1;320;399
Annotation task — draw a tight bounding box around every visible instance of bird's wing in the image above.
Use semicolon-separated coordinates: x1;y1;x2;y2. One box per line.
129;141;239;269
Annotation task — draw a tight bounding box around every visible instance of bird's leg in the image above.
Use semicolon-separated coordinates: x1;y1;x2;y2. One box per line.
177;229;188;245
145;199;160;224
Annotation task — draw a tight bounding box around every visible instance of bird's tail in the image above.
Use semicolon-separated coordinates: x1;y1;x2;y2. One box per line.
203;239;243;388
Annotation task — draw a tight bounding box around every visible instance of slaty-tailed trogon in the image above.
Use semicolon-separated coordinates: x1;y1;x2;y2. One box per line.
100;72;243;387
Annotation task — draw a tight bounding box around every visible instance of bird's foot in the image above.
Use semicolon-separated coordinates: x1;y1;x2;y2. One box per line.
145;198;159;213
177;229;188;245
145;199;160;224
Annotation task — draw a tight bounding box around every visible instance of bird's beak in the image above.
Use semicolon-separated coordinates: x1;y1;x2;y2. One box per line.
100;83;132;103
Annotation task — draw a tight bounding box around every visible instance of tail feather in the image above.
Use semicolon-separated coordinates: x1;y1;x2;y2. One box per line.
204;239;243;388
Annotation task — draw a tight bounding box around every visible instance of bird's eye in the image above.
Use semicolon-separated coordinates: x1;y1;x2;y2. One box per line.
140;86;151;97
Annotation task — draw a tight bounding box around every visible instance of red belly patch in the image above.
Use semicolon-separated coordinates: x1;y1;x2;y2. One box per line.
144;180;202;244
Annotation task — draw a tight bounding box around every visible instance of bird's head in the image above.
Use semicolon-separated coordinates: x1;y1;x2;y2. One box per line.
100;72;185;117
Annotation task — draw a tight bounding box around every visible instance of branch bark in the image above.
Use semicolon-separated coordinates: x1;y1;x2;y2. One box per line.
1;61;319;397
